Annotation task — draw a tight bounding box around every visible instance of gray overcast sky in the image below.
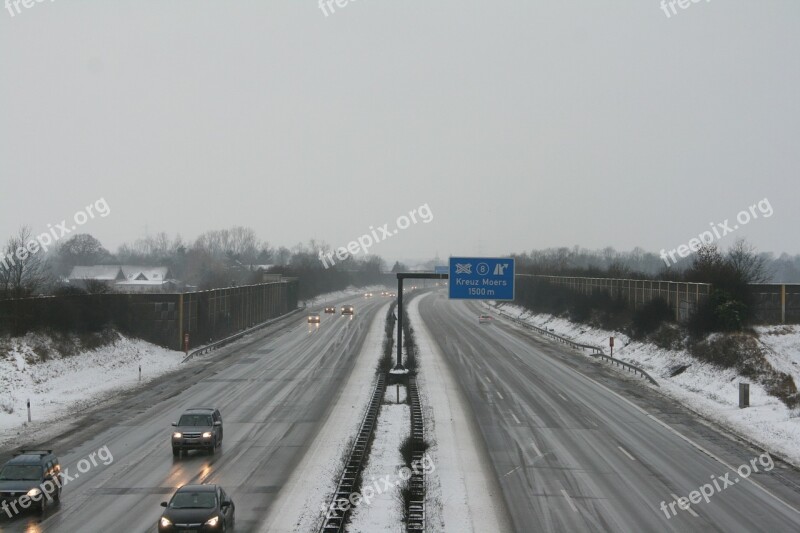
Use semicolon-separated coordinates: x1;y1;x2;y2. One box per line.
2;1;798;263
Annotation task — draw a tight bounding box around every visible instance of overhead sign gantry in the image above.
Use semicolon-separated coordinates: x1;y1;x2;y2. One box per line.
394;257;515;370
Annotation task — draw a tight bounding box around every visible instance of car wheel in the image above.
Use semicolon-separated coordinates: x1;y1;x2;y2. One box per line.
53;486;60;502
172;447;180;457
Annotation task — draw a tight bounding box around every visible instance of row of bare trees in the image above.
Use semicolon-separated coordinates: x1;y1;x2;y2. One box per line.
0;224;389;299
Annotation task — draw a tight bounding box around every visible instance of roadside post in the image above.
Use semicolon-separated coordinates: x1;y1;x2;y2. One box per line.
610;336;615;356
183;332;190;356
27;399;31;422
739;383;750;408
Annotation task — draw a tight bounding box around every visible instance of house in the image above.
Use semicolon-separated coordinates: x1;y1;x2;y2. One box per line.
67;266;125;290
67;265;180;293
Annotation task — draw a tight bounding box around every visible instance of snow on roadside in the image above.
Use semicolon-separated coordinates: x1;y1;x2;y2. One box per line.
259;301;390;533
0;332;184;448
347;387;409;533
410;294;512;533
489;302;800;466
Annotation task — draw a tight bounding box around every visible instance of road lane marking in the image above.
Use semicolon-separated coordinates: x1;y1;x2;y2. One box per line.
561;489;578;512
558;393;567;401
511;412;521;424
644;413;800;516
550;361;800;517
670;493;699;517
618;446;636;461
497;391;505;400
503;465;522;477
485;376;492;383
531;439;543;457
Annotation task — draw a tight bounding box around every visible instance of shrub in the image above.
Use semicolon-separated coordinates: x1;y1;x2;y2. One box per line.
630;298;673;339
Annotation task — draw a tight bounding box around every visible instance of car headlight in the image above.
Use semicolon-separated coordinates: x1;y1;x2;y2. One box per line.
205;515;220;527
27;488;42;497
202;432;212;439
173;432;182;439
160;516;172;527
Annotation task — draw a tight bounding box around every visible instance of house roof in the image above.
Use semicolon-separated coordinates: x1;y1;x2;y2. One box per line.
120;266;170;281
67;266;123;281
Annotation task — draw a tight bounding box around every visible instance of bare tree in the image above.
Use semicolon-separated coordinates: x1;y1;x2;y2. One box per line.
84;278;113;294
0;226;50;298
727;239;769;284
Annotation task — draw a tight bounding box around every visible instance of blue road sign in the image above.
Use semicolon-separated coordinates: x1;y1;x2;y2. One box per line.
449;257;515;300
434;265;448;274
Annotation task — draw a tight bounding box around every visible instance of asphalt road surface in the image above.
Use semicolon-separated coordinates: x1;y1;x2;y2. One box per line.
417;291;800;533
0;292;388;533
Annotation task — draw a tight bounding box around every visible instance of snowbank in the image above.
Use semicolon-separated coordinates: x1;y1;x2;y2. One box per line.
0;332;184;448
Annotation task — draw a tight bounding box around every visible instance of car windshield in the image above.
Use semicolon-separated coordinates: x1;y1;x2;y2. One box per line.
178;414;212;426
0;465;42;481
170;491;216;509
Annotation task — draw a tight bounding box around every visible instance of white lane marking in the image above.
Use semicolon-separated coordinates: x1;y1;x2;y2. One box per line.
503;465;522;477
558;393;568;402
561;489;578;512
618;446;636;461
531;439;543;457
645;413;800;516
556;362;800;517
587;418;598;427
485;376;492;383
670;493;699;517
497;391;505;400
511;412;521;425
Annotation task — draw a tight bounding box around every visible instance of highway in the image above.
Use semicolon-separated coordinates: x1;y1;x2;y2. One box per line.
416;291;800;532
0;293;387;533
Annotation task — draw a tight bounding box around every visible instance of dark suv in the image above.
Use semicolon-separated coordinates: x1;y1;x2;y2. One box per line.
158;484;235;532
171;408;223;456
0;450;62;514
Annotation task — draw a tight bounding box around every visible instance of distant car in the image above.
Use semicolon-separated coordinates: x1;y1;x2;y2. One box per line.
308;313;321;323
158;484;235;533
478;315;493;324
364;292;373;298
0;450;62;513
341;305;354;315
324;306;336;314
171;408;223;456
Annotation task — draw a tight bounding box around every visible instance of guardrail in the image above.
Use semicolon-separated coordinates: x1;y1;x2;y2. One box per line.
493;310;659;386
320;374;387;533
181;306;305;363
406;377;425;532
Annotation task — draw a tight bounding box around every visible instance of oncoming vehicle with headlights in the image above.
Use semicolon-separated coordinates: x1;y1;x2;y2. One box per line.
0;450;61;515
158;484;235;532
171;408;223;456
